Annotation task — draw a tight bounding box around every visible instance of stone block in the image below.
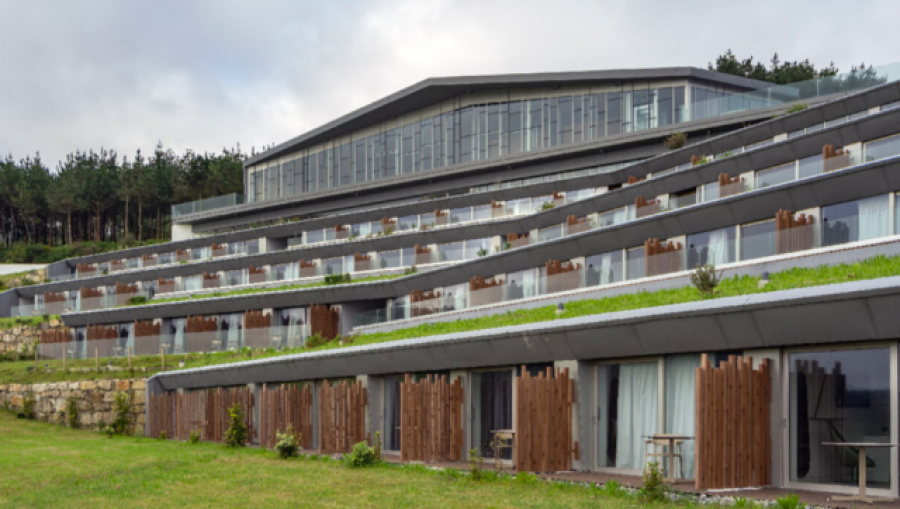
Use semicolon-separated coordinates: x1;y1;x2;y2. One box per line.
115;380;131;391
131;380;146;390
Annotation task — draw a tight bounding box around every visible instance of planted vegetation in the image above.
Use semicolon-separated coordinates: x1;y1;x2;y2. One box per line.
2;255;900;385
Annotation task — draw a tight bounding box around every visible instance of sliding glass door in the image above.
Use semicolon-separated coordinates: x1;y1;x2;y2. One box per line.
597;360;660;472
785;343;897;495
471;369;514;461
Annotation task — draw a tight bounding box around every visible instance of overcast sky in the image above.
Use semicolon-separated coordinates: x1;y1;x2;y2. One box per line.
0;0;896;169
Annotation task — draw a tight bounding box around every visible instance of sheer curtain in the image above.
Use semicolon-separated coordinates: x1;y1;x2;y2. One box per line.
523;269;537;298
172;318;186;353
857;195;889;241
665;355;702;478
707;228;731;265
616;362;659;470
599;253;613;285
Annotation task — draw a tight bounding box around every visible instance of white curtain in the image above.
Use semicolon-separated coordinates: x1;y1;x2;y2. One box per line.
600;253;613;285
857;195;889;241
665;355;702;478
616;362;659;470
172;318;186;353
224;314;241;348
707;228;731;266
523;269;537;298
184;276;201;292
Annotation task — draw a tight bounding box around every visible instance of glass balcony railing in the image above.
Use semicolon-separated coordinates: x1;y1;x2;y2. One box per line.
36;325;311;361
171;193;244;217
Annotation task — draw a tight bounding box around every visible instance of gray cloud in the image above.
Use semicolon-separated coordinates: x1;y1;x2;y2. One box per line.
0;0;896;169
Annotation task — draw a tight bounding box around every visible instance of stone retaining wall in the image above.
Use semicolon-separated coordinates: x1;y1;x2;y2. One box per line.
0;379;147;432
1;320;67;354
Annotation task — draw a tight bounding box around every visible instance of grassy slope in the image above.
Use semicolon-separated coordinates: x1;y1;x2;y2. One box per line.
0;413;643;509
1;255;898;385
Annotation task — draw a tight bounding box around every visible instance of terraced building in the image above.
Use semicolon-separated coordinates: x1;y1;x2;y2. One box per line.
8;63;900;496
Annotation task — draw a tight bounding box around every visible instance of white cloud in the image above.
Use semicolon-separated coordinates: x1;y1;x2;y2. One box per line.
0;0;896;169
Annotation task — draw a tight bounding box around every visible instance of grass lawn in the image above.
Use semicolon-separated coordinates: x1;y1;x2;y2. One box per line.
0;412;652;509
2;254;899;385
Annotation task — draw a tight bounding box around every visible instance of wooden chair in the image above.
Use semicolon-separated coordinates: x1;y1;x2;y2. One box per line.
491;430;516;464
644;438;684;478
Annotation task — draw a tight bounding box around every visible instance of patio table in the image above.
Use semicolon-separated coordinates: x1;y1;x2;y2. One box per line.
822;442;900;504
643;433;694;483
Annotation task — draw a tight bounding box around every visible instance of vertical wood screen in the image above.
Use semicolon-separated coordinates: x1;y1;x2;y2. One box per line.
695;354;771;490
319;380;367;454
259;383;313;450
514;366;575;472
147;387;254;445
399;374;464;463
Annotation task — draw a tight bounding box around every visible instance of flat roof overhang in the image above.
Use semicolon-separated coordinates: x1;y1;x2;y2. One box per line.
148;274;900;391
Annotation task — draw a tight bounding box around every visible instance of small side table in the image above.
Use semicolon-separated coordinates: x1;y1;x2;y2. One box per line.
822;442;899;504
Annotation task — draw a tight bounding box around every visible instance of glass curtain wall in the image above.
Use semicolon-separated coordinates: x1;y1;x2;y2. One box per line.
248;86;687;203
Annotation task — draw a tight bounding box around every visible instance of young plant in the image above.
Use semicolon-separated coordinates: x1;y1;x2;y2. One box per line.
159;430;168;440
65;397;79;429
477;248;488;257
275;425;299;459
602;480;624;497
540;201;555;211
224;403;247;447
20;394;36;420
776;494;805;509
690;264;724;297
189;429;201;444
663;132;687;150
468;448;485;481
344;441;377;467
373;431;382;462
111;392;131;435
639;461;669;502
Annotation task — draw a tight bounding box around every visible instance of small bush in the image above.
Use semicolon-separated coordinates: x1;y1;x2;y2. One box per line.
127;296;148;306
305;333;333;349
785;103;808;115
476;248;488;257
602;480;624;497
776;494;805;509
189;429;201;444
343;441;377;468
224;403;247;447
469;448;485;481
515;472;539;486
159;430;167;440
65;397;79;429
275;426;299;459
690;264;724;297
19;393;36;420
373;431;382;462
324;273;352;285
639;461;669;502
540;202;555;211
663;132;687;150
102;424;115;439
403;266;417;275
111;392;131;435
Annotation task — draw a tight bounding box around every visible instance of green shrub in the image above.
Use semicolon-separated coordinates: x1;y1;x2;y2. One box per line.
476;248;488;257
403;266;418;275
690;264;724;297
663;131;687;150
785;103;808;115
776;493;805;509
224;403;247;447
602;480;624;497
19;393;36;420
127;295;148;306
102;424;115;439
343;441;377;468
65;397;79;429
305;333;333;349
159;430;167;440
539;202;555;211
515;472;539;486
275;425;299;459
639;462;669;502
373;431;382;462
469;448;485;481
189;429;201;444
111;392;131;435
324;273;352;285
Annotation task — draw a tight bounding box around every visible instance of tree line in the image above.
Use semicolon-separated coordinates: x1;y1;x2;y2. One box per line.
0;143;246;249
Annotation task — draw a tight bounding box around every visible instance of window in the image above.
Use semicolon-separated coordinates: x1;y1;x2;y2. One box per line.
597;361;659;469
559;96;573;145
600;207;627;227
687;227;736;269
757;162;796;188
789;346;892;488
822;195;890;246
740;220;777;261
379;250;401;269
505;269;537;300
439;242;464;262
586;251;623;287
225;270;245;287
183;275;202;292
539;224;563;243
448;207;472;224
354;140;367;183
322;257;344;275
866;134;900;162
626;247;645;280
465;238;492;259
281;160;294;197
272;263;291;281
471;370;514;460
